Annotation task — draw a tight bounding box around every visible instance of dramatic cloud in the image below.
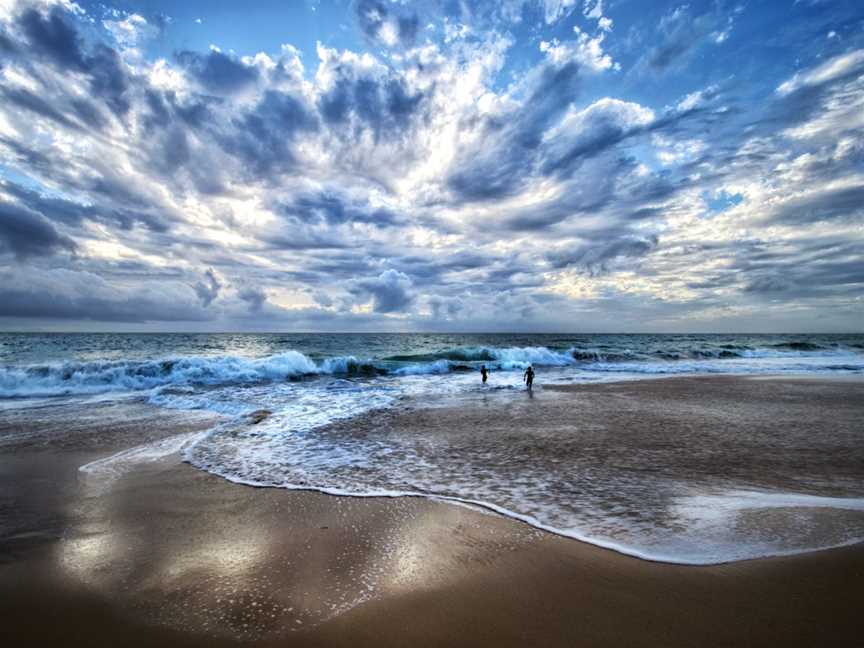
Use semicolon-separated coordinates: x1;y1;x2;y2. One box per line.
0;200;76;258
0;0;862;332
351;269;414;313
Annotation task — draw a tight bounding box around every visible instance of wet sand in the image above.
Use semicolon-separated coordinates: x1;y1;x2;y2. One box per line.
1;376;863;647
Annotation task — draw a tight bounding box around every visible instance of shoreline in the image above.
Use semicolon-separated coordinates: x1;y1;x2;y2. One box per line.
179;373;864;566
2;374;864;646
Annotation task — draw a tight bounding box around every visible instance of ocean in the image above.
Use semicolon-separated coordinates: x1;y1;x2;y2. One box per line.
2;332;864;564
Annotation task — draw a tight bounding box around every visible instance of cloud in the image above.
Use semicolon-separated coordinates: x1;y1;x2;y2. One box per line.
428;294;464;320
315;43;427;142
777;49;864;96
237;285;267;312
642;5;727;73
355;0;419;48
175;49;260;94
541;0;578;24
16;7;131;116
541;98;654;176
193;268;221;307
1;181;169;232
0;268;210;322
0;1;861;332
218;89;318;176
103;13;158;50
17;5;86;70
447;57;581;201
351;269;414;313
275;191;399;228
546;234;659;274
0;200;76;259
539;25;616;73
767;184;864;225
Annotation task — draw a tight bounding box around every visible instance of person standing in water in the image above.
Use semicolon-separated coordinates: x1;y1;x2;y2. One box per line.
480;365;489;384
524;365;535;389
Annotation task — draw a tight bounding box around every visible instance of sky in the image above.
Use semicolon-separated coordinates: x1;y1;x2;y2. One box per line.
0;0;862;333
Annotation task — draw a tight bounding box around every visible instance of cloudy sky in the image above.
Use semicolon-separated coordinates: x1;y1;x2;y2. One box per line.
0;0;862;332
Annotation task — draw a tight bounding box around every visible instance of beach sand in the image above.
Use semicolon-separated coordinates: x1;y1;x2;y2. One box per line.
1;376;863;647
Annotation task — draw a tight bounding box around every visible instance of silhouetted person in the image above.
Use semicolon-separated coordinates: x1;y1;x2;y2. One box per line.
524;365;535;389
480;365;488;384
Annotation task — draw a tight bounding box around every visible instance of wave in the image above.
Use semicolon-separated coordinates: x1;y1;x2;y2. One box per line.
389;343;862;367
384;347;497;363
0;351;373;398
3;342;862;398
770;341;828;351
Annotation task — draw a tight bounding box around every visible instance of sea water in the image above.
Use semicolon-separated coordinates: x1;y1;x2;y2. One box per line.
2;332;863;563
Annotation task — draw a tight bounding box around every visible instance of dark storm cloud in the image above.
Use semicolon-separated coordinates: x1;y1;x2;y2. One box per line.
0;201;76;259
447;61;581;201
175;49;259;94
143;89;171;128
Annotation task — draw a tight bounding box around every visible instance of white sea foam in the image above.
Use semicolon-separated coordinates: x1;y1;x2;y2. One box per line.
80;429;207;491
490;346;577;368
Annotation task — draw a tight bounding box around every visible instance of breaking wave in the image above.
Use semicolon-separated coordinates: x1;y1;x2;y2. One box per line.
0;352;360;398
1;342;862;398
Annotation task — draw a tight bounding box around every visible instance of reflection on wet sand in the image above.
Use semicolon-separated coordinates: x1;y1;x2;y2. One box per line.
56;453;540;641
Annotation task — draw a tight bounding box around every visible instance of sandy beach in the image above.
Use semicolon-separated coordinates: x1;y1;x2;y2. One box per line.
2;376;863;647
